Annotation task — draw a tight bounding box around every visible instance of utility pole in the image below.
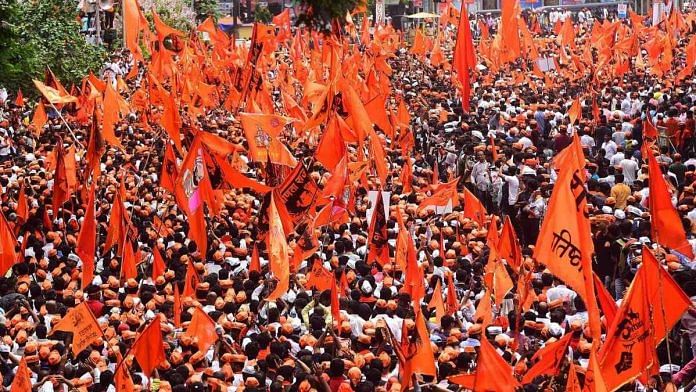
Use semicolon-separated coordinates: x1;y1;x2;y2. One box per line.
95;3;101;45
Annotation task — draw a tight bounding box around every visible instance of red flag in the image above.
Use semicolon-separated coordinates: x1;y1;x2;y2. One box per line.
184;307;218;353
76;184;96;289
173;284;182;327
130;319;166;377
249;243;261;273
647;149;694;258
452;4;476;111
152;247;166;280
121;239;138;280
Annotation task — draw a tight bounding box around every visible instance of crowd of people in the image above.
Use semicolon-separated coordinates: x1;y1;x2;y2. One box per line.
0;2;695;392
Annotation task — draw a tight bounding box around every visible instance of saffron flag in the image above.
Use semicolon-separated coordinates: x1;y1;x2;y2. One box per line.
428;279;447;323
400;310;437;390
32;102;47;135
76;183;96;289
51;302;102;355
114;363;135;392
306;260;334;292
445;271;459;315
249;243;261;273
184;307;218;353
647;149;694;258
11;357;31;392
367;191;390;265
183;260;200;298
534;135;601;340
331;274;341;322
448;336;521;391
160;143;179;194
131;319;166;377
568;97;582;124
151;247;166;280
14;89;24;107
463;187;487;226
52;142;70;212
452;3;476;111
643;117;658;140
498;216;522;272
16;184;29;224
521;333;572;383
33;80;77;104
593;272;618;328
266;193;290;301
240;113;295;164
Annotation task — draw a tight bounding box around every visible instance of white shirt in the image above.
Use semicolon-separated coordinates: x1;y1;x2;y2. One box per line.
502;175;520;205
610;152;625;166
619;158;639;185
602;140;618;159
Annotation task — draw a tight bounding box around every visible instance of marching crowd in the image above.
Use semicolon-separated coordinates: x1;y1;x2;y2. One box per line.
0;3;695;392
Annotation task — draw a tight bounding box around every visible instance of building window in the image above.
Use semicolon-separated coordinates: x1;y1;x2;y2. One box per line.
482;0;498;10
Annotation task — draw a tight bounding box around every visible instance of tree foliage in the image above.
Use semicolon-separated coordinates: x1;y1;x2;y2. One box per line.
255;4;272;23
295;0;364;34
0;0;106;95
194;0;220;22
140;0;196;32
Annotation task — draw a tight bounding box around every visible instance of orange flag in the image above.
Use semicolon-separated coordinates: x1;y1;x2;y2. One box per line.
16;184;29;224
410;29;426;56
500;0;522;63
14;89;24;107
521;333;572;383
51;302;102;355
76;184;96;289
473;288;493;327
130;319;166;377
183;260;200;298
463;187;487;226
643;117;658;140
121;239;138;280
173;284;182;327
184;307;218;353
365;95;394;137
647;149;694;258
568;97;582;124
52;142;70;212
316;114;346;172
428;279;447;323
152;247;166;280
452;2;476;111
498;216;522;272
401;310;437;390
160;143;179;194
367;191;390;265
249;243;261;273
240;113;296;166
306;260;334;291
11;357;31;392
418;178;459;213
216;154;272;194
493;261;513;306
160;90;183;154
449;335;521;391
123;0;145;61
102;83;126;149
32;102;47;135
85;109;105;177
331;274;341;322
266;193;290;301
534;136;601;340
114;363;135;392
566;364;582;392
593;272;617;328
445;271;459;315
33;79;77;104
585;343;608;392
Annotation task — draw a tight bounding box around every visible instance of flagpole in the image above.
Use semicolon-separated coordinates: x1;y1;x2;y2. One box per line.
46;100;84;150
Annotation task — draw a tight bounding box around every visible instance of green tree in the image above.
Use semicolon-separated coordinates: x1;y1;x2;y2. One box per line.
255;4;272;23
295;0;363;34
194;0;220;22
0;0;106;96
